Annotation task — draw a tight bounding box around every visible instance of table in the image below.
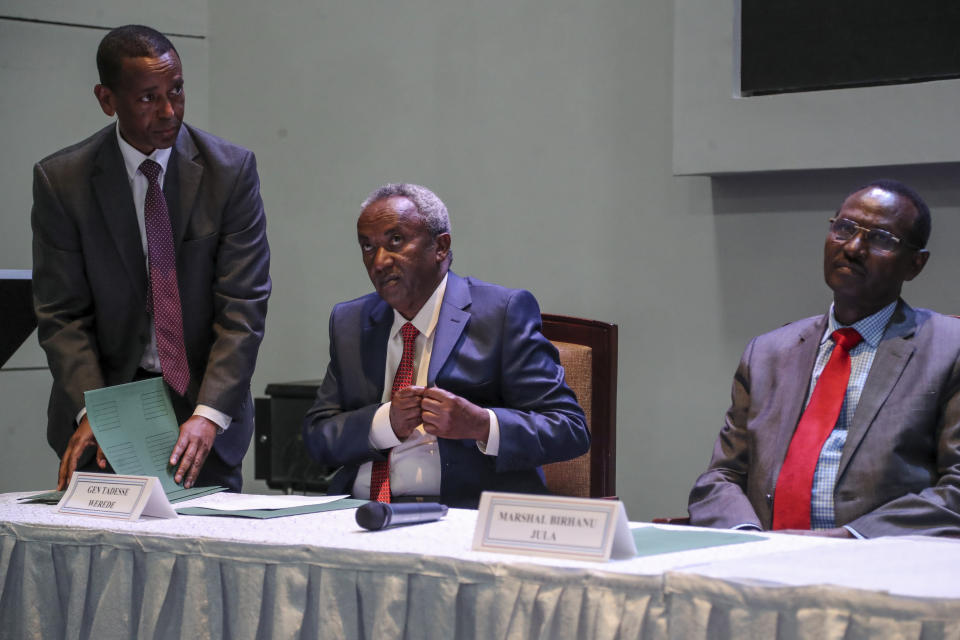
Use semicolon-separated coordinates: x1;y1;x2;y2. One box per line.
1;492;959;639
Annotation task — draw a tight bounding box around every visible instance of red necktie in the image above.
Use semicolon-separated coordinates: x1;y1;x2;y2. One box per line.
370;322;419;502
140;159;191;396
772;327;863;529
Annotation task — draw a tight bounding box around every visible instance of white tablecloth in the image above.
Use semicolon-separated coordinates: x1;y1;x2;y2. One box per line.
1;492;959;639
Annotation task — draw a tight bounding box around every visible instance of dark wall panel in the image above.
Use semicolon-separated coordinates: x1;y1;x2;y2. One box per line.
741;1;960;96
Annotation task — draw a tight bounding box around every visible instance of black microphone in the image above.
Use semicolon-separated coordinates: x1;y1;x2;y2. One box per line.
356;501;448;530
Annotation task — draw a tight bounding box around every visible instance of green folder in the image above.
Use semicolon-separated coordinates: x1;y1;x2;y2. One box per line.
631;526;765;557
83;378;227;502
176;498;368;519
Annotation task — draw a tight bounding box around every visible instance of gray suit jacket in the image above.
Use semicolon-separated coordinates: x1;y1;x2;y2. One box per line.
32;123;271;474
688;301;960;537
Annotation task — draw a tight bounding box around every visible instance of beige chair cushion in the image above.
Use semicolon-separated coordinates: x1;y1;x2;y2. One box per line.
542;341;592;497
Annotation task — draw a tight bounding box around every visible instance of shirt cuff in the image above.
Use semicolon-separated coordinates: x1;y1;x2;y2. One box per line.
370;402;402;449
843;525;865;539
194;404;232;434
733;523;763;531
80;401;232;434
476;409;500;456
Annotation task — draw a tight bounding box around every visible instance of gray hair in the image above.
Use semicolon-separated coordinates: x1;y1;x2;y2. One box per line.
361;183;451;237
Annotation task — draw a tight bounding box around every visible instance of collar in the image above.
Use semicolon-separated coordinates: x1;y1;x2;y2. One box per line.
115;121;173;183
390;273;449;339
824;300;897;349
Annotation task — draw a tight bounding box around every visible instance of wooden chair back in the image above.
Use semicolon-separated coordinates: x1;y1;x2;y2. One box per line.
540;314;618;498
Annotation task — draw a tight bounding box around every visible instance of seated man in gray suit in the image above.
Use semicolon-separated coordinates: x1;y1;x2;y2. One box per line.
302;183;589;508
689;180;960;538
32;25;270;492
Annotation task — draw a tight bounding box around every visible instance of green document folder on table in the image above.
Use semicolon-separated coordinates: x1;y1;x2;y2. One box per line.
631;527;765;557
176;498;368;519
84;378;226;502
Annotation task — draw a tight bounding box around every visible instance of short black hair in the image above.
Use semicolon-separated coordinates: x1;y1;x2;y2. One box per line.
96;25;177;88
855;179;931;249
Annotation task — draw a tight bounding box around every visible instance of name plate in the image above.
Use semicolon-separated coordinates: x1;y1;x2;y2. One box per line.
472;492;637;562
57;473;177;520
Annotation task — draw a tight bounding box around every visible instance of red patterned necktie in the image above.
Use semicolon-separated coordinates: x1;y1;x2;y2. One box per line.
140;159;191;396
370;322;420;502
772;327;863;530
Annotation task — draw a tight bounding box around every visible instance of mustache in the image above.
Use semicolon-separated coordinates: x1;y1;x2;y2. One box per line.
833;258;865;274
376;273;401;285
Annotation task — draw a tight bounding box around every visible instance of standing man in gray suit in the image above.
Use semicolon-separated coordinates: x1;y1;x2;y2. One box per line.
689;180;960;538
32;25;270;492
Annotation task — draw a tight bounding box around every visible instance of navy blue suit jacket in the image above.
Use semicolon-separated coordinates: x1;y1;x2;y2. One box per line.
302;272;589;508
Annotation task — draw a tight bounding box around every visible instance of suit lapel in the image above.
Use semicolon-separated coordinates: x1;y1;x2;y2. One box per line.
428;272;470;385
170;126;202;253
838;302;917;479
771;316;828;477
362;298;393;400
91;131;148;299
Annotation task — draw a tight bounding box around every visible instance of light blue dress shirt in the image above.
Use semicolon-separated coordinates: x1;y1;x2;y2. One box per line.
808;301;897;529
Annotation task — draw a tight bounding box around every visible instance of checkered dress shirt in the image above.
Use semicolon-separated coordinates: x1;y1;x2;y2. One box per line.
807;301;897;529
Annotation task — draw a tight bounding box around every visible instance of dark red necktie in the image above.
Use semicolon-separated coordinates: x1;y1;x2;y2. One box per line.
370;322;419;502
772;327;862;529
140;159;191;396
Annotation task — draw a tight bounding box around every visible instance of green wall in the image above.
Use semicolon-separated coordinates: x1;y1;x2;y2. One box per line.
3;1;959;521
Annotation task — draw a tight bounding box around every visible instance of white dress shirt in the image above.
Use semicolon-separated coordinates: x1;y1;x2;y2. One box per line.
352;274;501;498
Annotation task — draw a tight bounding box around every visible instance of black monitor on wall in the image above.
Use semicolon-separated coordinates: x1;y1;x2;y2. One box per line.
741;1;960;96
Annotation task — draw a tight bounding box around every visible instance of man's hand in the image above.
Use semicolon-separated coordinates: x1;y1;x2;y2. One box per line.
390;386;425;440
169;415;218;488
57;415;108;490
778;527;854;538
421;387;490;442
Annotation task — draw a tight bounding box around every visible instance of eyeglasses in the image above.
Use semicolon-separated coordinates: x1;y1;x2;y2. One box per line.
827;217;921;254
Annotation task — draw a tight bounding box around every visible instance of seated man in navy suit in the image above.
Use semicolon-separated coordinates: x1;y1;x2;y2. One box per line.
302;183;589;508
